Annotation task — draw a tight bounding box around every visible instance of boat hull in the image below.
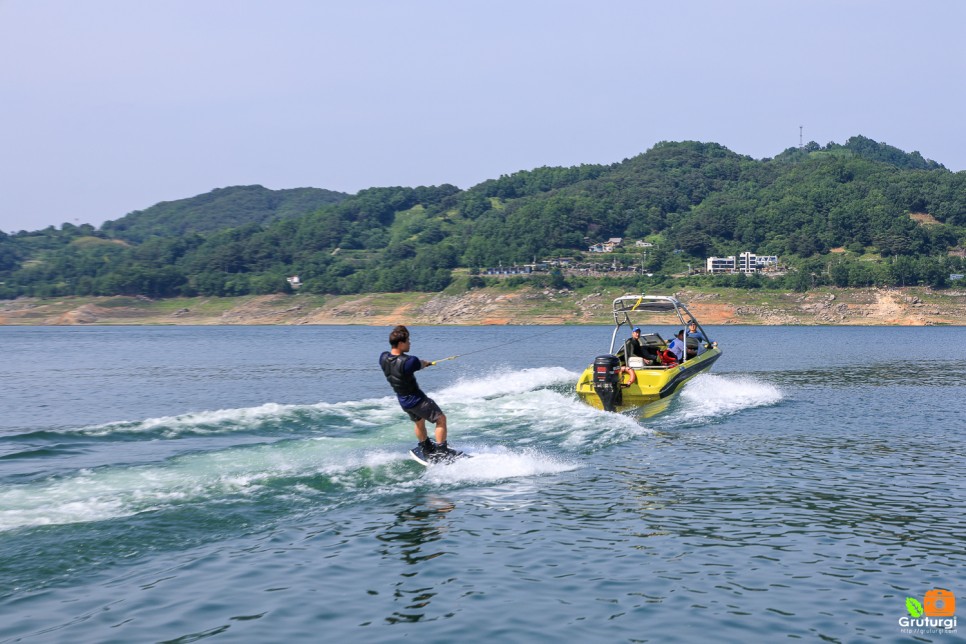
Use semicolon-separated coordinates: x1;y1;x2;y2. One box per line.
575;347;722;411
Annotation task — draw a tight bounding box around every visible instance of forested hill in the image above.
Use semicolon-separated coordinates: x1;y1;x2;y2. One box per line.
1;135;965;300
100;185;348;242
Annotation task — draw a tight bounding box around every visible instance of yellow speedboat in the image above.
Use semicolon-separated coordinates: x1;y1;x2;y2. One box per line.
576;294;722;412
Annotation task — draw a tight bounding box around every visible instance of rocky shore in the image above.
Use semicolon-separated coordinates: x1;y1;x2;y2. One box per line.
1;287;965;326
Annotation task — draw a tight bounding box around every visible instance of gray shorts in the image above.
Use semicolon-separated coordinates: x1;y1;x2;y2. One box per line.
404;397;443;423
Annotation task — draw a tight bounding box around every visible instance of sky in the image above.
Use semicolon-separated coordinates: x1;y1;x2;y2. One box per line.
2;0;965;233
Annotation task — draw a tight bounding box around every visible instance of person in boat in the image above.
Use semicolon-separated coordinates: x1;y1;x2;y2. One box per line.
626;327;660;366
686;320;707;357
379;325;460;461
667;329;686;363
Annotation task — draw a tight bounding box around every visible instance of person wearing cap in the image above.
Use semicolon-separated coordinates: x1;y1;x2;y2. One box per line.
667;329;686;362
626;327;659;365
686;319;707;357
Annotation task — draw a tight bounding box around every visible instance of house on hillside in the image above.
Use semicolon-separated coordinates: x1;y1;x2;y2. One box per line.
588;237;623;253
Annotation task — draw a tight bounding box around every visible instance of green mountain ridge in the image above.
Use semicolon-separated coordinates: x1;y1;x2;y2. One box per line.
100;184;349;242
1;135;964;300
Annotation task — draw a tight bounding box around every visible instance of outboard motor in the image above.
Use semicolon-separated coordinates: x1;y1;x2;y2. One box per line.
592;354;623;412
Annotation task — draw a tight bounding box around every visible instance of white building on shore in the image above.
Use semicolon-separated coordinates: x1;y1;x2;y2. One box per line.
706;252;779;274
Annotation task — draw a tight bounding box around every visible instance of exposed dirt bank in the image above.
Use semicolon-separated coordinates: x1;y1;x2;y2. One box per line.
2;287;965;327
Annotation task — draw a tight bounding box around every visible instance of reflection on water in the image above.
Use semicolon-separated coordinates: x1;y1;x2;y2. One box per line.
376;497;456;624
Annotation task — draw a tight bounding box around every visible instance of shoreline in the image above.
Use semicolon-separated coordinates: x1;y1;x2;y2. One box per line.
2;286;965;327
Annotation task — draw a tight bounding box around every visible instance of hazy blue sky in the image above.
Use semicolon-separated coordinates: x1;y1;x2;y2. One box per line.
2;0;964;233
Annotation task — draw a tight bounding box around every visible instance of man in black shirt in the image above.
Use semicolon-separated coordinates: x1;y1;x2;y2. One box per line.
379;325;461;462
626;327;659;366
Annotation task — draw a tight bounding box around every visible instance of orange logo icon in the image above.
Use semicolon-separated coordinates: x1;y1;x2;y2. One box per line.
924;589;956;617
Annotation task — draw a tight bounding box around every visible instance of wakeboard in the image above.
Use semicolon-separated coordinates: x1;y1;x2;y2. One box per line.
408;445;471;466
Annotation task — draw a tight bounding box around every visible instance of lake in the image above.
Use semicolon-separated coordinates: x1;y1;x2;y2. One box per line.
1;324;963;642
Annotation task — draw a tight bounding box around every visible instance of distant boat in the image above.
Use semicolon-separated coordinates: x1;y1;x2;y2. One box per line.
575;294;722;413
